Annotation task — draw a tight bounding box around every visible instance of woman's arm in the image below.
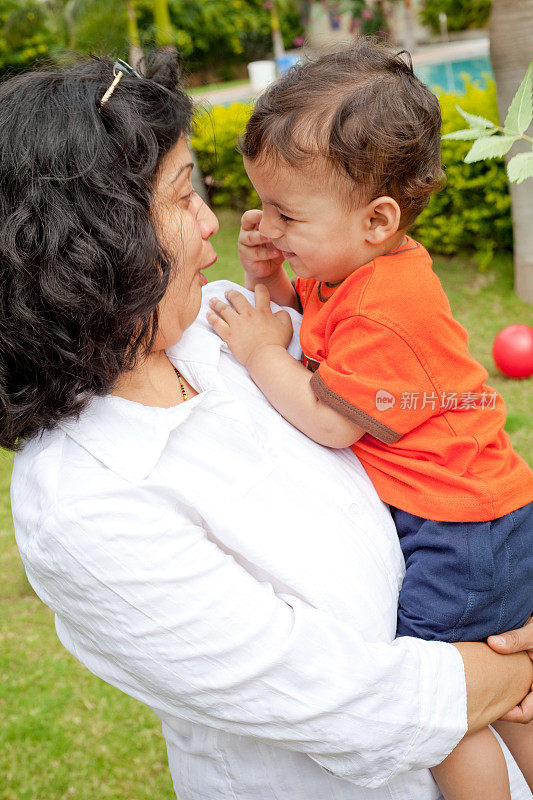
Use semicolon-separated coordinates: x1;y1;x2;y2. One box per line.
16;490;531;790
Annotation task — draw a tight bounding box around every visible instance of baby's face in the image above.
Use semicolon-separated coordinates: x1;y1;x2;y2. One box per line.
244;155;371;283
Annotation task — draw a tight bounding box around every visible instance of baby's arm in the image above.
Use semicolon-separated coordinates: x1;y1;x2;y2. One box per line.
207;285;365;449
238;210;301;311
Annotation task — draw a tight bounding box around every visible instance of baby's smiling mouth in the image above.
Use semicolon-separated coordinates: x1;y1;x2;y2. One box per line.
269;239;293;259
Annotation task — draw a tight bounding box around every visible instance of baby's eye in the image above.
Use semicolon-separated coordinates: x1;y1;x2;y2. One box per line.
279;212;293;222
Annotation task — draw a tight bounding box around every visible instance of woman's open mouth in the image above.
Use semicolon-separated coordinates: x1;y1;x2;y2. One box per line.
199;255;217;284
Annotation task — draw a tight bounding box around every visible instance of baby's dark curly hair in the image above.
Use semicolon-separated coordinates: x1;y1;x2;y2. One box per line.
0;52;193;450
241;37;444;228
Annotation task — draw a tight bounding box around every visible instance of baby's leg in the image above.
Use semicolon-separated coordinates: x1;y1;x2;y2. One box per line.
431;726;510;800
493;719;533;790
391;505;533;798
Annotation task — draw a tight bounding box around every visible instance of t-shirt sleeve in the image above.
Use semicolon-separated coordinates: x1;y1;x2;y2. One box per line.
310;315;440;444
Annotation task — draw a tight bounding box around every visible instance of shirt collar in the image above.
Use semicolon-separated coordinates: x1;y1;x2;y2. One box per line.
174;280;303;364
59;301;226;483
58;281;302;483
61;380;227;484
169;293;226;369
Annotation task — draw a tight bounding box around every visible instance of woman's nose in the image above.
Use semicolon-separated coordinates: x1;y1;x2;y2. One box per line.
197;198;219;239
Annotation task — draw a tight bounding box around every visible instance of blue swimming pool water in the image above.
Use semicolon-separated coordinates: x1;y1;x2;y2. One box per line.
414;56;492;94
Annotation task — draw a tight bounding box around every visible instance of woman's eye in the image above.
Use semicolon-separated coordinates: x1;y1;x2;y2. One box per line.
180;190;195;205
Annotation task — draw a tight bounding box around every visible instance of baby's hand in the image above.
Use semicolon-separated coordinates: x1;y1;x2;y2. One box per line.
207;284;293;369
238;210;284;279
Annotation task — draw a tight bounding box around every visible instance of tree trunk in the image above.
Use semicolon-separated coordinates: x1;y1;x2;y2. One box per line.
489;0;533;304
153;0;174;49
271;1;286;61
127;0;143;69
403;0;416;53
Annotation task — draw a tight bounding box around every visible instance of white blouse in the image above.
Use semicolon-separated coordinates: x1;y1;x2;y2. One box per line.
11;281;529;800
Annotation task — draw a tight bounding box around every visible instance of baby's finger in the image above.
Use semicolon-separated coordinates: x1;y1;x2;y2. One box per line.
208;296;238;322
245;244;282;262
241;209;263;231
275;309;293;330
206;310;230;342
224;289;252;314
254;284;272;311
238;225;278;252
241;227;273;246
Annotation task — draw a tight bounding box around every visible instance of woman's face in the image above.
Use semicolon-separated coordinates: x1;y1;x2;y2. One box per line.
152;136;219;349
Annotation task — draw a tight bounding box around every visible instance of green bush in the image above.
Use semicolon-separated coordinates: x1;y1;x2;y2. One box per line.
136;0;303;77
0;0;303;83
0;0;58;77
412;80;512;268
192;103;259;209
66;0;129;58
419;0;491;34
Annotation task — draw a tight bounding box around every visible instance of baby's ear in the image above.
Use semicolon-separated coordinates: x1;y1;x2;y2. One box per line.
365;197;401;244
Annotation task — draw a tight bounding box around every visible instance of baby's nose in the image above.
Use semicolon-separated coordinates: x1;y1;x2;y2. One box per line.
258;212;283;239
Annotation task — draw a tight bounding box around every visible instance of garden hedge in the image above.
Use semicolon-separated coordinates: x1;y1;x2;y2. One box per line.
419;0;491;34
192;102;260;210
192;80;512;266
412;80;512;267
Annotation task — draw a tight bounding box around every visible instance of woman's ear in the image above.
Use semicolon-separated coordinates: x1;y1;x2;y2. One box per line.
365;196;401;244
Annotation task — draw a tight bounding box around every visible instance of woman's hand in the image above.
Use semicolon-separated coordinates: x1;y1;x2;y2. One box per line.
238;210;285;280
207;284;293;369
487;617;533;723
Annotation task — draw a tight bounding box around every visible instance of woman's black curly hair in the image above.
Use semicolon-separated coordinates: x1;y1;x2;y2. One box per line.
0;52;193;450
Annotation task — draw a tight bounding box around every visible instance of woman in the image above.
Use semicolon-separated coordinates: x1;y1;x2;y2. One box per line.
3;54;533;799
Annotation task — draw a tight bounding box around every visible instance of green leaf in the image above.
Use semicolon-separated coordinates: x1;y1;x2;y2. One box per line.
504;61;533;135
507;151;533;183
456;106;496;130
442;128;497;141
464;136;518;163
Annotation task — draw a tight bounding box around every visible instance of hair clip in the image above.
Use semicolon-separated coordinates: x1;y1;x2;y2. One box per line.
114;58;142;79
99;58;142;109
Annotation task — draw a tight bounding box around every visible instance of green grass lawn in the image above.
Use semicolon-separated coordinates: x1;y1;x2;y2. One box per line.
1;447;173;799
2;209;532;799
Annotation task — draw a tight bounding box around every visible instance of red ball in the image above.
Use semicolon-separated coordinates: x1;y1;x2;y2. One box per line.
492;325;533;378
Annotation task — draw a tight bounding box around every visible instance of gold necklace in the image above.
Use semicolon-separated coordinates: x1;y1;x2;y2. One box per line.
168;357;188;402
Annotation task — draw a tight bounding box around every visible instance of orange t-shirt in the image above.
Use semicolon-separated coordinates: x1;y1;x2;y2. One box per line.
295;238;533;522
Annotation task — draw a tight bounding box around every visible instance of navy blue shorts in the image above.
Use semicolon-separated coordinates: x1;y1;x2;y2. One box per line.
391;502;533;643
